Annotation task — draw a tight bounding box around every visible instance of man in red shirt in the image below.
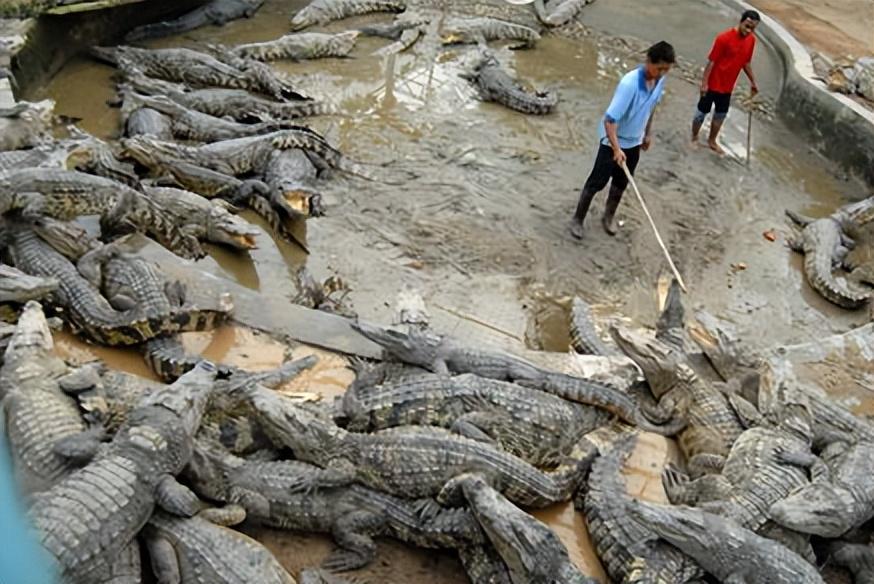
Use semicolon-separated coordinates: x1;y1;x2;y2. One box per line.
693;10;760;154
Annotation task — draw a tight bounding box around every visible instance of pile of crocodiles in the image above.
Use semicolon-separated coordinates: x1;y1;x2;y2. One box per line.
5;268;874;583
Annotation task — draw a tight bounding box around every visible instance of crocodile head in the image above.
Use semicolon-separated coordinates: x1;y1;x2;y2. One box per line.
205;204;259;250
610;326;681;397
352;321;443;368
3;300;53;357
688;311;761;382
0;264;58;303
64;130;139;186
185;439;239;501
138;360;218;437
244;384;344;463
627;500;716;558
30;217;100;262
460;474;587;584
275;185;325;218
769;482;855;538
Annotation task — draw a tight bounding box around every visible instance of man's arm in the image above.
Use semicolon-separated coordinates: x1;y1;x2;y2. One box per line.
700;60;714;95
743;63;758;95
604;119;625;164
642;106;656;151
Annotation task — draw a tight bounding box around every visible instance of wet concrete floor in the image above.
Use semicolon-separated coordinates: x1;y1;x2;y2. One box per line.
29;0;872;581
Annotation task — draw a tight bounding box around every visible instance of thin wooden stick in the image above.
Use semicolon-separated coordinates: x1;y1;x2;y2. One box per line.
746;109;753;166
620;161;689;293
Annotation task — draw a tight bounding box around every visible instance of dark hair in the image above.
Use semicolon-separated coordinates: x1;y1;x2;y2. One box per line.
646;41;676;65
741;9;760;22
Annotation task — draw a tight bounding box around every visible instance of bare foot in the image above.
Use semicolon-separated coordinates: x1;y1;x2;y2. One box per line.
708;140;725;155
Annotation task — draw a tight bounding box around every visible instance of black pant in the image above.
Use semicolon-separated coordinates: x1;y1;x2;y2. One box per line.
696;90;732;118
582;143;641;194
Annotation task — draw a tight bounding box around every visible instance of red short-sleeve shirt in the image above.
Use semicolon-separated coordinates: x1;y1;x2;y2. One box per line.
706;28;756;93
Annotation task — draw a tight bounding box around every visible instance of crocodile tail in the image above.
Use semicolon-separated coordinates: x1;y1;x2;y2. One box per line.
804;254;872;308
785;208;814;227
124;16;201;42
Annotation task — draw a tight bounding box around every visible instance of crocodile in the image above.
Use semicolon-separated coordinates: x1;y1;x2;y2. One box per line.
787;207;873;309
453;473;598;584
122;143;273;200
770;439;874;537
121;129;377;182
581;433;705;584
0;301;102;494
230;31;360;61
144;509;295;584
568;296;618;356
441;16;541;49
611;326;745;475
80;242;232;336
125;106;173;140
93;45;301;101
628;500;825;584
533;0;594;27
263;148;325;219
244;383;595;508
290;0;407;31
75;358;317;452
655;277;686;351
8;224;214;346
461;49;558;115
351;320;682;434
687;310;761;382
0;99;53;152
0;129;138;185
0;168;200;259
122;74;336;122
143;185;259;250
123;91;302;143
338;372;612;467
0;262;58;304
659;381;821;558
125;0;266;41
27;361;219;584
185;440;484;571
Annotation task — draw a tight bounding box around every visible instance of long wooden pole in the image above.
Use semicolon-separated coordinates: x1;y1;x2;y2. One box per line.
620;161;689;293
746;108;753;166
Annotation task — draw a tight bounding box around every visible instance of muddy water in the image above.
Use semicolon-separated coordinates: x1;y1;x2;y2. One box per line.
33;0;872;580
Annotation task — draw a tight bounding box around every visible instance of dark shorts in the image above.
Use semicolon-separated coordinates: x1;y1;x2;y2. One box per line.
582;143;641;193
695;90;732;120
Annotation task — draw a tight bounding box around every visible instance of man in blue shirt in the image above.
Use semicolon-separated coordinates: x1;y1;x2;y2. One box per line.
570;41;676;239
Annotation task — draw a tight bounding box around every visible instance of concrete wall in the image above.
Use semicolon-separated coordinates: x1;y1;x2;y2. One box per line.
720;0;874;187
0;0;207;105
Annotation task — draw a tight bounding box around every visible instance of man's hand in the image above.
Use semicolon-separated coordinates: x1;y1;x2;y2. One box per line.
642;134;653;152
612;147;627;166
750;84;759;97
700;82;708;96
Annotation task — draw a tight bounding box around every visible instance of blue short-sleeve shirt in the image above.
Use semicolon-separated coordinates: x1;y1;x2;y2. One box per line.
599;66;665;149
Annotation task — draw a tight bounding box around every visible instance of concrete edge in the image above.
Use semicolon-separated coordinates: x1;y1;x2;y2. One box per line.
718;0;874;186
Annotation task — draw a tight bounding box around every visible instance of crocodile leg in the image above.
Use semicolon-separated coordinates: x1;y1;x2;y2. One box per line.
51;426;107;465
145;535;182;584
324;510;385;571
155;475;202;517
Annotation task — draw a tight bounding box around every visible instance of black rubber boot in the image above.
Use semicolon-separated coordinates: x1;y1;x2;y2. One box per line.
602;186;624;236
569;187;596;240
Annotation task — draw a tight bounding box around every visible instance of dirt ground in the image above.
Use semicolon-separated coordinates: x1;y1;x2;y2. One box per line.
749;0;874;59
29;0;874;582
